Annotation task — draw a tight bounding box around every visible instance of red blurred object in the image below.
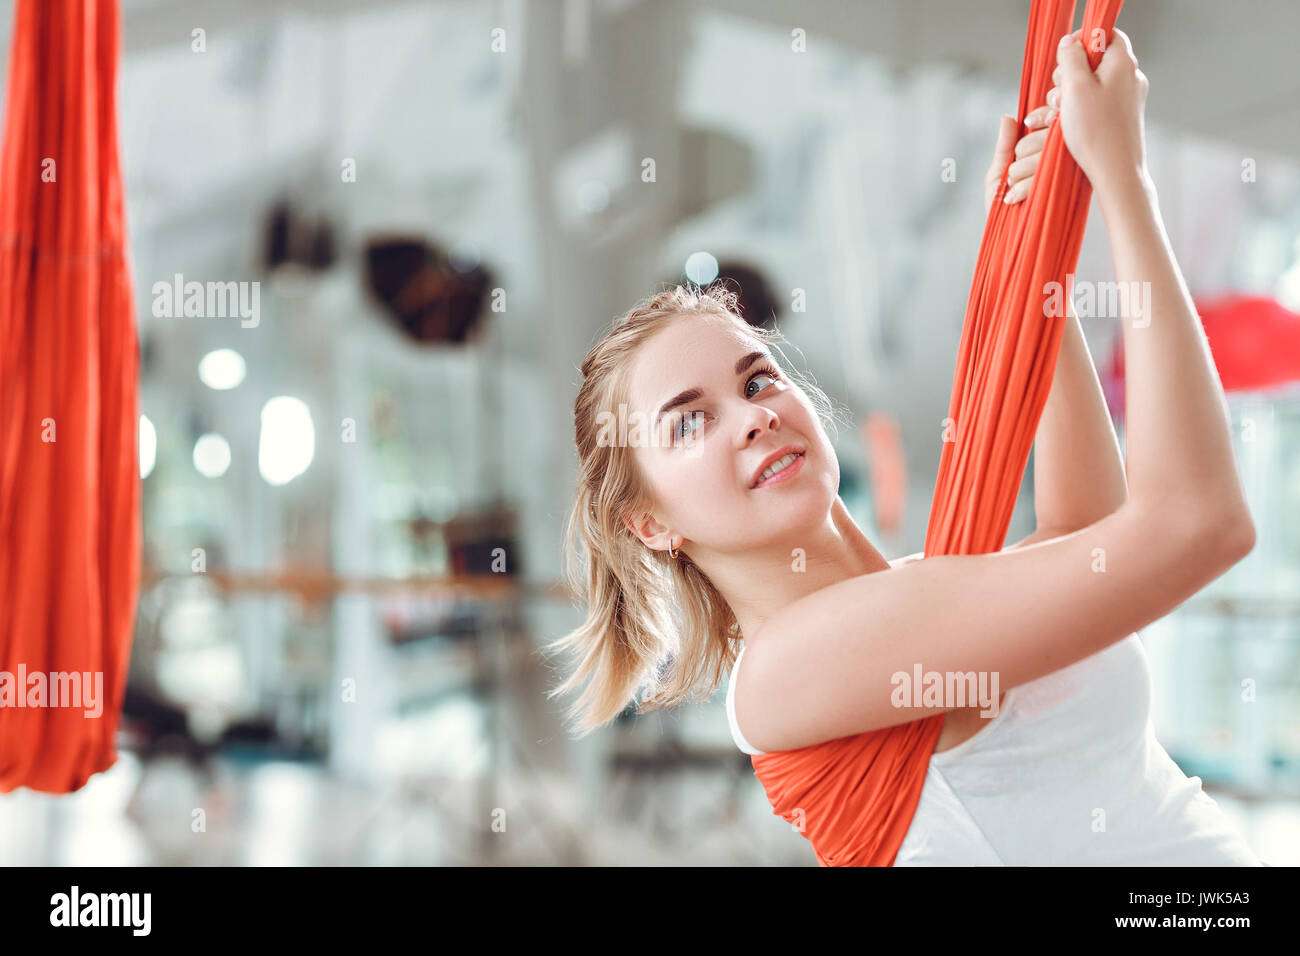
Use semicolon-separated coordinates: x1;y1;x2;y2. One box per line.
1109;294;1300;397
0;0;140;792
859;412;906;538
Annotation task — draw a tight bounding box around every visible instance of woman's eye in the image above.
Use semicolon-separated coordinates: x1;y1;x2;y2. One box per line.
669;369;780;445
675;412;704;442
746;370;778;398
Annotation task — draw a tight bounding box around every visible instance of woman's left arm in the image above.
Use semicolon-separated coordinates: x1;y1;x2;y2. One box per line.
1010;296;1128;547
983;102;1129;547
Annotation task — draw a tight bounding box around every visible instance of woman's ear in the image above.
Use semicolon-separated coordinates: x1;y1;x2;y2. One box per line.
624;510;671;550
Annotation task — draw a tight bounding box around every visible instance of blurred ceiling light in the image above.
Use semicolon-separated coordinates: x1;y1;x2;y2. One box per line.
685;251;719;286
193;433;231;478
258;396;314;486
198;348;247;390
139;414;157;480
577;180;610;215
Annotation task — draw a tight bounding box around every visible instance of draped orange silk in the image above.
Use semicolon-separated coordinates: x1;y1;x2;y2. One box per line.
0;0;140;793
749;0;1124;865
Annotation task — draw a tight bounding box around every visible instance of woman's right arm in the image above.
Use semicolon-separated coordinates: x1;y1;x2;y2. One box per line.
736;29;1255;754
1072;29;1253;523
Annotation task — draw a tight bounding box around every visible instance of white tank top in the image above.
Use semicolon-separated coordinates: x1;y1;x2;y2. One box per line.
726;633;1263;865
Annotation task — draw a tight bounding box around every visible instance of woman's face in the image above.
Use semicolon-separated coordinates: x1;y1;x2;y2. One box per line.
622;315;839;557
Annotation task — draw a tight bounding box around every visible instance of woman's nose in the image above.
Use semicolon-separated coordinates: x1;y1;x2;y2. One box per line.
742;403;780;443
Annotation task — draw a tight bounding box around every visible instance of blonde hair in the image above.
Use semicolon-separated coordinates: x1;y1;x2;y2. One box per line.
543;282;845;737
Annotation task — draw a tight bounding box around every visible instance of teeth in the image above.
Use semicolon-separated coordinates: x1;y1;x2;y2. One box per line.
756;453;799;484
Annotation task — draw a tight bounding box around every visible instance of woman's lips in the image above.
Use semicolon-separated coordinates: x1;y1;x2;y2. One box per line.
751;452;805;489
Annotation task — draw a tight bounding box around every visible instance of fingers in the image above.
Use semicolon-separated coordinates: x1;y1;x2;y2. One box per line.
1000;132;1043;205
1003;149;1034;192
985;112;1019;179
1096;25;1144;86
1105;26;1136;61
1003;171;1035;204
1024;102;1056;129
993;112;1018;154
1014;127;1048;160
1096;27;1135;73
998;108;1049;204
984;113;1016;210
1056;30;1094;84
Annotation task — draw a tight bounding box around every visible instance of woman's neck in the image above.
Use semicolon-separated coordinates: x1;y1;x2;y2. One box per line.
701;495;890;644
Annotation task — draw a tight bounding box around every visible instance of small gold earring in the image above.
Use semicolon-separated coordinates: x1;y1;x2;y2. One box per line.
668;540;679;559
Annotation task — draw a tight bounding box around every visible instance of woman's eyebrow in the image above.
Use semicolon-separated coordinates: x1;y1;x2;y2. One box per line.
652;351;769;426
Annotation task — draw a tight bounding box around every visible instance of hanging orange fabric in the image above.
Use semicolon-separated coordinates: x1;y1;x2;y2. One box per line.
749;0;1124;866
0;0;139;793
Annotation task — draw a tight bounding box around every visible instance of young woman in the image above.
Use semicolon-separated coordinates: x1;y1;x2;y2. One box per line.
548;29;1263;865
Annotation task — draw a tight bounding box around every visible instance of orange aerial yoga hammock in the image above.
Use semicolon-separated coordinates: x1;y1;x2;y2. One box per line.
749;0;1124;865
0;0;140;793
